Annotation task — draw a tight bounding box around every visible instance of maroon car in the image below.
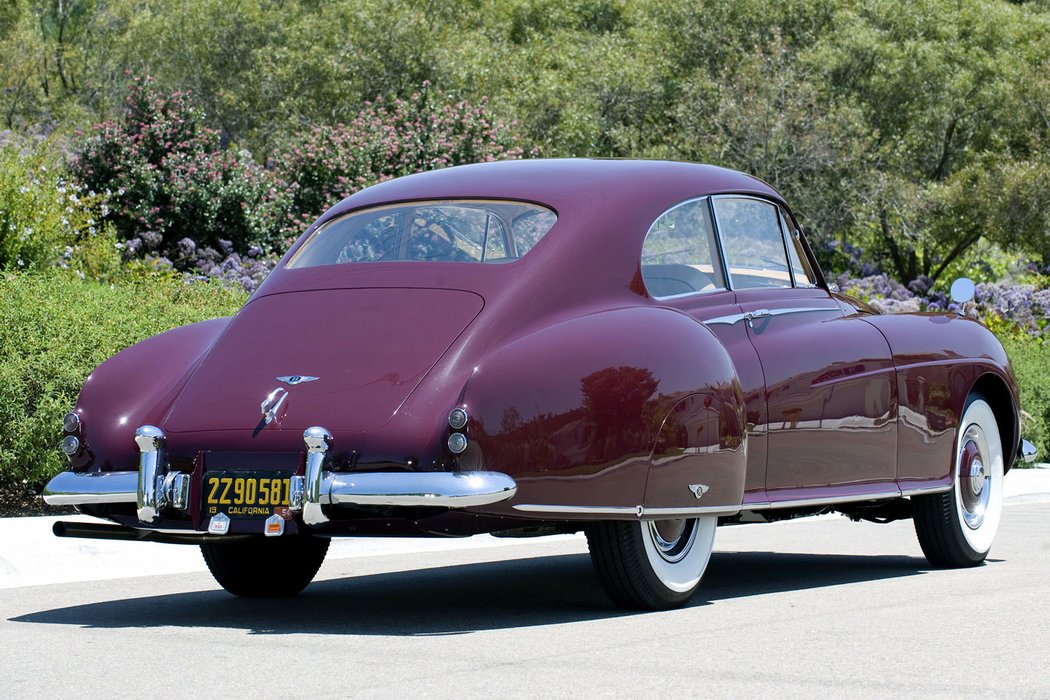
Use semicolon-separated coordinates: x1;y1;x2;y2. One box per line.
43;159;1036;610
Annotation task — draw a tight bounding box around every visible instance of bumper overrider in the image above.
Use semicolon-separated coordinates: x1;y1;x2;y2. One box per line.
43;425;517;532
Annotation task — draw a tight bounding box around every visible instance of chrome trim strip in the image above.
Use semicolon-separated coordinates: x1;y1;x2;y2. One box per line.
512;504;741;517
302;426;333;526
642;505;741;517
765;306;835;318
900;484;953;497
328;471;517;508
744;489;904;511
134;425;166;523
703;306;836;326
513;504;639;516
1021;438;1038;464
702;312;747;326
43;470;137;505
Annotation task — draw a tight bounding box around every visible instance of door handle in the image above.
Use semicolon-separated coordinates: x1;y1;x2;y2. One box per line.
744;309;771;327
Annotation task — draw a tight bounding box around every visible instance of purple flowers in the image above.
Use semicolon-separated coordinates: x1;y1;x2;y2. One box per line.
839;274;1050;339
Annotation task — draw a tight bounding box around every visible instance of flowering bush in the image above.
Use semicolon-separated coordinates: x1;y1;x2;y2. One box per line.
122;238;277;293
0;139;121;278
835;272;1050;340
271;84;527;230
68;78;527;289
70;76;289;258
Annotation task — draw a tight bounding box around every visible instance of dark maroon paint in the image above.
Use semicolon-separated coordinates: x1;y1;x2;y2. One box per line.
66;159;1021;534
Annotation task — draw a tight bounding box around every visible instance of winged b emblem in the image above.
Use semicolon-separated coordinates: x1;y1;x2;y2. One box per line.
276;375;319;386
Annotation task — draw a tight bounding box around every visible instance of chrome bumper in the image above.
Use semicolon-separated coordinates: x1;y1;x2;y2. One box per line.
43;424;517;525
43;469;518;510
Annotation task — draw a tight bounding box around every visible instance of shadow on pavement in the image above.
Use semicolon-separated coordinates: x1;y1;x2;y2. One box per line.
11;549;934;635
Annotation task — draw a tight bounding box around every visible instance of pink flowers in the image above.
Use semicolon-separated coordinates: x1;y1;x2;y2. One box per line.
68;77;527;291
271;85;527;224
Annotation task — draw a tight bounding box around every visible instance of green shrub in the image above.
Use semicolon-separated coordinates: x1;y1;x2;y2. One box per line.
0;141;120;276
1000;334;1050;465
0;271;247;503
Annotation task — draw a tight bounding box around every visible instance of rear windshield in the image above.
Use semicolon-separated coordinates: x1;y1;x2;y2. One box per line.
286;200;557;268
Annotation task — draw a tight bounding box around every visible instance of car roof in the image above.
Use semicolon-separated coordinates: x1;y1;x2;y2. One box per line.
316;159;786;229
264;159;795;300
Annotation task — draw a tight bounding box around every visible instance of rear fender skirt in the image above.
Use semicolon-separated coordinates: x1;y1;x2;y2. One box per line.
642;392;746;511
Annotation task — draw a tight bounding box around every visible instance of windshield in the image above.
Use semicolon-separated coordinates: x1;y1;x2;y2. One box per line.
287;200;557;268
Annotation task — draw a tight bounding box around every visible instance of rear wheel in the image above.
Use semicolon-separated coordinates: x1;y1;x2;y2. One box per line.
585;516;716;610
913;396;1004;567
201;534;330;597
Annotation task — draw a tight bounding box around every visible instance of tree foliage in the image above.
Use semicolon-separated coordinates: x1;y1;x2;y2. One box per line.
3;0;1050;284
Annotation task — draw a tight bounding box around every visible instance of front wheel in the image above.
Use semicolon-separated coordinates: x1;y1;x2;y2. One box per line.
913;396;1004;567
201;534;330;597
585;516;717;610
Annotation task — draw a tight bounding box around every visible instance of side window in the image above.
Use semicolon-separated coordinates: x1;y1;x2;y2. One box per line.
641;198;726;299
780;209;816;287
712;197;791;289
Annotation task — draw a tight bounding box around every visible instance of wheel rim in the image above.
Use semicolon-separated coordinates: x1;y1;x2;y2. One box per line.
958;430;989;530
647;519;697;563
952;399;1004;554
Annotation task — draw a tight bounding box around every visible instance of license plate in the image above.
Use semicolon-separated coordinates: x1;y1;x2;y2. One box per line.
203;470;294;519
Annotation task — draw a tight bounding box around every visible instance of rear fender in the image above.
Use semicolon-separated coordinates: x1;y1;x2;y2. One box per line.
461;307;746;518
72;318;231;472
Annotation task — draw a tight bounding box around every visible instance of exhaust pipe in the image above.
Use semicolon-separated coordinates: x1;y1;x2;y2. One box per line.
52;520;250;545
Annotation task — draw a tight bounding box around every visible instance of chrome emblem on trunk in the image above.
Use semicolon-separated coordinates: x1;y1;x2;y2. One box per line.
277;375;319;386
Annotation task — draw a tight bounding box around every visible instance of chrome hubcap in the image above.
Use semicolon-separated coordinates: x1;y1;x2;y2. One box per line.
970;458;985;495
959;427;990;530
647;518;698;563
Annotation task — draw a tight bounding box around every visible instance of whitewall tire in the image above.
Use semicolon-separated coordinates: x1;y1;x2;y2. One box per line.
586;515;717;609
914;396;1004;567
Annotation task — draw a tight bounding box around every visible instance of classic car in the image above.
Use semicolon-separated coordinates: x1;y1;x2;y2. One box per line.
43;158;1037;610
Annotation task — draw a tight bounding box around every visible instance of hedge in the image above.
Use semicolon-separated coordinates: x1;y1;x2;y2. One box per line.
0;272;246;505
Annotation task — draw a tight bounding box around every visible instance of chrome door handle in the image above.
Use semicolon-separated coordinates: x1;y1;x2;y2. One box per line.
744;309;771;326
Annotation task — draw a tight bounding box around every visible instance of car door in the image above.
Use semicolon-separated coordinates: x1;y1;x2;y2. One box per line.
710;196;898;501
640;197;769;502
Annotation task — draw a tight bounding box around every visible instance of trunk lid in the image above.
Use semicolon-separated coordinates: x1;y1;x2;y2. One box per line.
163;288;483;433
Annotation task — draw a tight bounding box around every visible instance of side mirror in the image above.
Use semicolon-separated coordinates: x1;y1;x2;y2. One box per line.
950;277;975;304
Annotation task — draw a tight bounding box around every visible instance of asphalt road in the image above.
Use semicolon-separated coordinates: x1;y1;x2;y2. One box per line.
3;483;1049;698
